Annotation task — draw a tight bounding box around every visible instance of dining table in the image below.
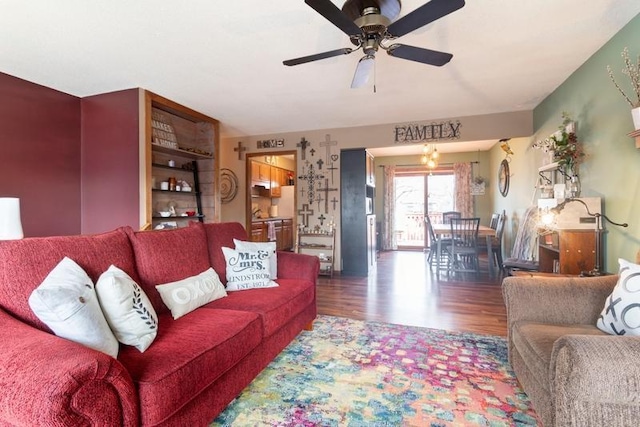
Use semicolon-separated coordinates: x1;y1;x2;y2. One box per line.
431;223;497;276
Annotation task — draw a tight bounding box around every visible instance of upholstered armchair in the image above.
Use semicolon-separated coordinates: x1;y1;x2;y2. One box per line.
502;274;640;426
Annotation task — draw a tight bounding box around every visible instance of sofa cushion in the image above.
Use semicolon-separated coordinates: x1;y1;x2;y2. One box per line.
597;258;640;336
190;221;248;284
234;239;277;279
117;308;262;426
155;268;227;319
28;257;119;357
511;321;605;389
222;246;278;291
204;278;315;337
124;226;211;315
96;265;158;352
0;228;137;331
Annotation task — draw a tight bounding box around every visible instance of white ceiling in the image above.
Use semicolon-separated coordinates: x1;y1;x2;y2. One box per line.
1;1;639;155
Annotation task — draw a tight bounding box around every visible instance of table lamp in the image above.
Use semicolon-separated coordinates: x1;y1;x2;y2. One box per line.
540;198;628;276
0;197;24;240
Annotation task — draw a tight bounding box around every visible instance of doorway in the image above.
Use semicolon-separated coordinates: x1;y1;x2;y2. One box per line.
394;171;455;249
245;151;297;243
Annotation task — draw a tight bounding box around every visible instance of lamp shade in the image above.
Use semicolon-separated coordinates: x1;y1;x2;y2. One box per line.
0;197;24;240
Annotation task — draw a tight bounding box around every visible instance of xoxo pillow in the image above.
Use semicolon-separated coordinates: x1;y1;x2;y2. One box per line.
155;268;227;320
597;259;640;336
222;247;278;291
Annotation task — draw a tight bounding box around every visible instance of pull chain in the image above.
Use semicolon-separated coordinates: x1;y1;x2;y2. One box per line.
373;58;377;94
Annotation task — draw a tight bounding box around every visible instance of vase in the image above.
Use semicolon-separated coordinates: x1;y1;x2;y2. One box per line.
567;175;581;198
632;107;640;130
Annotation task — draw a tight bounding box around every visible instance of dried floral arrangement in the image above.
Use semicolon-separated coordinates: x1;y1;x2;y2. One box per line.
551;113;583;174
533;112;583;177
607;47;640;108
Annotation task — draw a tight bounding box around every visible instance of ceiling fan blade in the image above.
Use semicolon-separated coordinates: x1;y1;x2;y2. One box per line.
387;44;452;66
386;0;465;38
305;0;363;37
283;48;354;66
351;55;375;88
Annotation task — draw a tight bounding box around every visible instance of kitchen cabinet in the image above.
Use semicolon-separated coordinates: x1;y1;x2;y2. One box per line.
250;162;294;198
251;221;266;242
250;218;294;251
251;162;271;187
281;219;293;251
270;167;282;198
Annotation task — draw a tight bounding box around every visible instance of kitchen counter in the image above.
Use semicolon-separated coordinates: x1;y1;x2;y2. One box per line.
250;218;294;251
251;217;292;222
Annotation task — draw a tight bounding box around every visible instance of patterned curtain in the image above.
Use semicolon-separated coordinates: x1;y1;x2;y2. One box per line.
453;162;473;217
382;165;397;250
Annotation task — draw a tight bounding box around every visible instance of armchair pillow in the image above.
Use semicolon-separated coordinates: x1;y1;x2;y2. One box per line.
28;257;119;357
596;258;640;336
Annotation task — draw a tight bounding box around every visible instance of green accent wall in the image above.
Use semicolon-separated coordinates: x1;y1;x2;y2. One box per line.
495;13;640;272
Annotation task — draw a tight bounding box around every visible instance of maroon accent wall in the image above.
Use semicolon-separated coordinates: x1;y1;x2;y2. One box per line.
81;89;141;234
0;72;81;237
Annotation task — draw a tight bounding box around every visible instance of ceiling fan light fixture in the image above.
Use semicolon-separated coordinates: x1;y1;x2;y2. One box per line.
351;55;375;88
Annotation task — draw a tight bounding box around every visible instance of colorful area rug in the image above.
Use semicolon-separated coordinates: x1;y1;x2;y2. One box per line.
211;315;539;426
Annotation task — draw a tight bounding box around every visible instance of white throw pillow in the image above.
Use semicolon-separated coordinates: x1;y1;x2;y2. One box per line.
233;239;278;279
96;265;158;352
222;246;279;291
28;257;119;357
155;268;227;320
597;258;640;336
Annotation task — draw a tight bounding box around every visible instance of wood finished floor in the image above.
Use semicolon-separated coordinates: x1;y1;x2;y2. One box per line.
316;250;508;336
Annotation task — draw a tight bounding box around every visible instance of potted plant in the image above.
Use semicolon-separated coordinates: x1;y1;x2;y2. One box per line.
607;47;640;129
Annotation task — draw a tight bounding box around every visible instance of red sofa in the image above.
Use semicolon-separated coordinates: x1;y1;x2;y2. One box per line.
0;222;319;426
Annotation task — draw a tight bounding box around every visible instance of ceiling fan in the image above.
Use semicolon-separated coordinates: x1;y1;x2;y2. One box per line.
283;0;466;88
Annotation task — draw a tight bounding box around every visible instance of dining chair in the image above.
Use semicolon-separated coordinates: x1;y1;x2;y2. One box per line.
489;212;501;229
425;215;450;270
479;210;506;273
442;211;462;224
490;212;506;273
444;217;480;276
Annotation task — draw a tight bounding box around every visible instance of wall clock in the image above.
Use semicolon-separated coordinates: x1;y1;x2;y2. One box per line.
498;159;510;197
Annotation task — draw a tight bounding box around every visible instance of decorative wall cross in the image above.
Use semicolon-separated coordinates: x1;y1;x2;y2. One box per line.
298;164;324;205
316;178;338;214
318;214;326;225
326;162;338;184
316;158;324;170
297;137;310;160
310;148;316;157
234;141;246;160
319;134;338;163
315;192;324;212
298;204;314;227
330;196;339;211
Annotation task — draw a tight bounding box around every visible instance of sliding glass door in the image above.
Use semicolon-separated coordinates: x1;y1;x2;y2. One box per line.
394;171;455;249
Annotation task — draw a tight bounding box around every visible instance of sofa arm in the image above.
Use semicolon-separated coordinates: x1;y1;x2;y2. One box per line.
0;309;139;426
502;275;617;328
276;251;320;283
551;335;640;425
